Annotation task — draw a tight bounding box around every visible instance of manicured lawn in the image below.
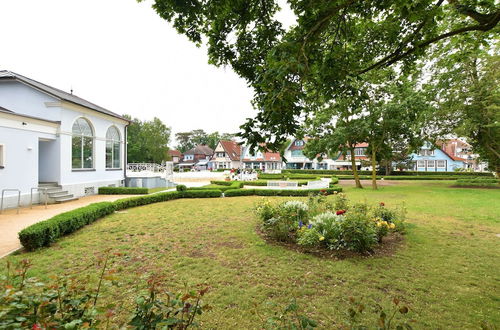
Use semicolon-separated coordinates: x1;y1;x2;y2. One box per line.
3;181;499;328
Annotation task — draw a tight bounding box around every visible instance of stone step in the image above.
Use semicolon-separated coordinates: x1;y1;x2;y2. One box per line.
47;191;70;198
38;182;59;188
54;195;78;203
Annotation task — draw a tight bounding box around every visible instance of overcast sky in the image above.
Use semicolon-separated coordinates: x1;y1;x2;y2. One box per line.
0;0;270;142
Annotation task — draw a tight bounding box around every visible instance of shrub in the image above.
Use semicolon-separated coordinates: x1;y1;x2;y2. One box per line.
332;193;349;211
298;212;344;248
176;184;187;191
209;180;234;186
283;169;493;177
18;202;116;250
330;177;339;185
178;190;222;198
455;178;499;188
113;191;180;210
98;186;149;194
335;211;378;252
224;189;257;197
258;173;286;180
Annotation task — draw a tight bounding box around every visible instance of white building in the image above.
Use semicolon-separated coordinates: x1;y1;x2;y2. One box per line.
0;71;128;209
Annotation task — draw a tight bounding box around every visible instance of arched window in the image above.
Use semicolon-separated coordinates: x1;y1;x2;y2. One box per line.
72;118;94;169
106;126;121;169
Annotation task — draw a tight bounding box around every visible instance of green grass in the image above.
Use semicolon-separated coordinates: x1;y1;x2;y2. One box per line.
147;187;172;193
3;181;499;328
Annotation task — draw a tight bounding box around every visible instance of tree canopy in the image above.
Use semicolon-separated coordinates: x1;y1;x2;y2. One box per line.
140;0;499;151
125;115;171;163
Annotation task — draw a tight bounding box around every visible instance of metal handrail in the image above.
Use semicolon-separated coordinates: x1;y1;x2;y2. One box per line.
0;189;21;214
30;187;49;209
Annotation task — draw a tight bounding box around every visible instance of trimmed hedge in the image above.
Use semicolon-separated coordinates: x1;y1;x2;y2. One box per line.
19;202;116;250
18;190;223;251
224;187;343;197
455;178;499;188
283;169;493;177
98;187;149;195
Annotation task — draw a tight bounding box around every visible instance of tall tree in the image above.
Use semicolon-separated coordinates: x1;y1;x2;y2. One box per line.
175;132;194;153
125;115;171;163
140;0;499;150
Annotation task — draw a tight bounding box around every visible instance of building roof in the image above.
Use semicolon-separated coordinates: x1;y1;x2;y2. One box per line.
184;145;214;156
219;140;241;161
0;105;60;124
168;149;182;157
0;70;127;121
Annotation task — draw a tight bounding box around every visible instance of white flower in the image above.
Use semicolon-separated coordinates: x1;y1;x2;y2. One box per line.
282;200;309;212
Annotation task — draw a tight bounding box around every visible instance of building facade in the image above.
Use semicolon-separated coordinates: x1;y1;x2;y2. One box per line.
410;142;466;172
0;70;128;208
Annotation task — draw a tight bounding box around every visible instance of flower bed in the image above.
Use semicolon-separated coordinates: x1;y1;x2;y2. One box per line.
255;194;406;254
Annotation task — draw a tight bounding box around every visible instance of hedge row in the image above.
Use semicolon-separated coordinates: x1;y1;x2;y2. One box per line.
454;178;499;188
187;181;244;192
98;187;149;195
19;190;222;250
283;169;493;177
19;185;345;251
224;187;343;197
18;202;116;251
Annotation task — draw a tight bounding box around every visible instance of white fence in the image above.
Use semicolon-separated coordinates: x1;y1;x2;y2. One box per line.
306;180;329;189
267;181;299;188
126;163;174;181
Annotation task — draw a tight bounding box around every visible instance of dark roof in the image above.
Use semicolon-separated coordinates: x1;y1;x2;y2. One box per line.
219;140;241;161
0;106;14;113
0;70;128;121
184;145;214;156
0;105;60;124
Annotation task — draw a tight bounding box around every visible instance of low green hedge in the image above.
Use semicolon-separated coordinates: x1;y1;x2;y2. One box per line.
98;187;149;195
258;173;286;180
455;178;499;188
187;182;243;192
19;190;223;251
383;176;458;180
224;187;343;197
19;202;116;251
210;180;234;186
283;169;493;177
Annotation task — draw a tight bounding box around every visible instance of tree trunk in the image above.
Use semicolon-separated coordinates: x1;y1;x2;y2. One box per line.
350;147;363;188
371;148;378;190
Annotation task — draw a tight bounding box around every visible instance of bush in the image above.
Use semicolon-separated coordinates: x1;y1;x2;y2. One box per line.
176;184;187;191
455;178;499;188
98;186;149;195
330;177;339;185
209;180;234;186
19;190;221;250
257;194;405;253
188;182;244;192
283;169;493;177
19;202;116;250
258;173;286;180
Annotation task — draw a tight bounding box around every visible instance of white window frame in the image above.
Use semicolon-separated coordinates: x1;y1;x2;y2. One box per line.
295;140;304;146
427;160;435;168
71;117;95;170
437;160;446;168
354;148;365;156
426;149;435;156
105;126;122;169
417;160;425;168
0;144;5;168
184;154;194;161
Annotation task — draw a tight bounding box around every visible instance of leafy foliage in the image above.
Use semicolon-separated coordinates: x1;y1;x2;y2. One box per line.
125;115;171;164
98;187;149;195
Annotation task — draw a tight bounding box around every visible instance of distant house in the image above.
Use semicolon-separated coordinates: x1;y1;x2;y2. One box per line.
331;143;370;170
241;145;282;171
0;70;129;209
168;149;182;165
211;140;241;169
284;138;370;170
437;139;487;172
178;145;213;171
410;142;466;172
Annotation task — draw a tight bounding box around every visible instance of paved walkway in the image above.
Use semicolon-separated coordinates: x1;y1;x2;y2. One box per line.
0;194;137;258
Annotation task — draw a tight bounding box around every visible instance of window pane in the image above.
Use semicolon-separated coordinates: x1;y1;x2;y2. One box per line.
72;136;82;169
83;137;93;168
113;142;121;168
427;160;435;168
106;141;113;168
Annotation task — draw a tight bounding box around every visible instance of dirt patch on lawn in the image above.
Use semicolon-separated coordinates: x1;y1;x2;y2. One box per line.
256;227;405;260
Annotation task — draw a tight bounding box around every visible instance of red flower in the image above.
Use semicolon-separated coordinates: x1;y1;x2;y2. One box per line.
32;325;42;330
380;202;385;207
336;210;346;215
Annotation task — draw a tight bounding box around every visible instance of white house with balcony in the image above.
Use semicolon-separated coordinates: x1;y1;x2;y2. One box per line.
0;70;128;209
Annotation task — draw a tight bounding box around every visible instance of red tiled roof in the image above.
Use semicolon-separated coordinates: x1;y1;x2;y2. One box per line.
168;149;182;157
219;140;241;161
